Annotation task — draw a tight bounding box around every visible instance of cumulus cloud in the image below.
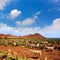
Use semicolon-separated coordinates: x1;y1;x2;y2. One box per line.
8;9;22;19
0;23;19;35
16;18;60;37
0;0;11;10
40;18;60;37
15;11;41;27
0;18;60;38
42;18;60;32
0;22;42;36
0;23;41;36
16;18;35;27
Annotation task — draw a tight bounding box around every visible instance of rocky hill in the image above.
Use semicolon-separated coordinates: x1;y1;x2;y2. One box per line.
22;33;45;39
0;33;45;39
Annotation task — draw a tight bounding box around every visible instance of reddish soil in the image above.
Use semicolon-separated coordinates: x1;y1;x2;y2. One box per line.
42;50;60;60
0;45;40;58
0;45;60;60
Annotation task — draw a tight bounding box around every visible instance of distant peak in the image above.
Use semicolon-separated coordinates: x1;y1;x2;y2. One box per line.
34;33;41;35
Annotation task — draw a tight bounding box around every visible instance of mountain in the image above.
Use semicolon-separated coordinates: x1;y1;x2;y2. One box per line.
23;33;45;39
0;33;45;39
0;34;18;38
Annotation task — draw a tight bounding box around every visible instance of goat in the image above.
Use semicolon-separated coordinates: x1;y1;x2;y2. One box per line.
30;49;41;56
45;46;54;50
45;45;54;50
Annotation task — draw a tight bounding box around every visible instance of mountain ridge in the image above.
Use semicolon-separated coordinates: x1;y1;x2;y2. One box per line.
0;33;45;39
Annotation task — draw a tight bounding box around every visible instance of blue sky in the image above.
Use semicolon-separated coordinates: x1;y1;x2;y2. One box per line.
0;0;60;38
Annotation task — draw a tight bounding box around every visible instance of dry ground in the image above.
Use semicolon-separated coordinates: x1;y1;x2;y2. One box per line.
0;45;60;60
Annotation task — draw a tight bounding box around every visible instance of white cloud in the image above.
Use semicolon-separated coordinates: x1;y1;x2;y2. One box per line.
15;11;41;27
33;16;38;19
0;23;19;35
43;18;60;32
0;23;40;36
0;23;41;36
33;11;41;19
35;11;41;16
0;18;60;38
53;18;60;26
16;18;60;37
0;0;11;10
40;18;60;37
16;18;35;27
8;9;22;19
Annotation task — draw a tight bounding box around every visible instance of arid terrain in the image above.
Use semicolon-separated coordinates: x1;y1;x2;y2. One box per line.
0;33;60;60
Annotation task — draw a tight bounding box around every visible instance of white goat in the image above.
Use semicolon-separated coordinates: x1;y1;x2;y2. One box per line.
30;49;41;56
45;46;54;50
